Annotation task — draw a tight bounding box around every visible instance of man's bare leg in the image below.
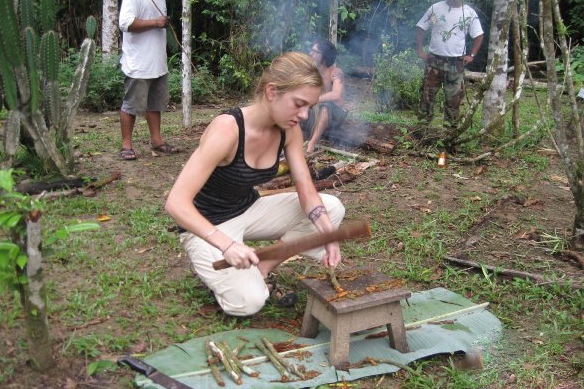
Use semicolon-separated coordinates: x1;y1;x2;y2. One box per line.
307;106;329;153
120;110;136;150
145;110;164;147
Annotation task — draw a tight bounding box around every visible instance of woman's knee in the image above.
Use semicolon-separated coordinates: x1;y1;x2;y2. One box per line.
217;287;268;317
321;194;345;226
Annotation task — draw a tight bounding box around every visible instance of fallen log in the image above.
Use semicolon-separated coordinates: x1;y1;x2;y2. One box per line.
507;60;547;73
32;170;121;200
362;138;396;154
464;70;548;89
17;177;87;194
85;170;121;191
312;173;357;190
258;169;356;193
257;175;293;190
258;186;297;196
443;255;581;289
559;250;584;269
318;145;372;162
35;188;82;201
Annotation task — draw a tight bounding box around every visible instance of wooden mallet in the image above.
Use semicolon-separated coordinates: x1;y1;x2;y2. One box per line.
212;220;371;270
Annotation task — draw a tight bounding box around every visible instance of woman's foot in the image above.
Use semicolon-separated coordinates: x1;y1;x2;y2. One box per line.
265;273;298;307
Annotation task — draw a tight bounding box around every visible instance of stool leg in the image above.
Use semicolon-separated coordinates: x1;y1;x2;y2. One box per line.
385;305;409;353
300;295;319;338
328;315;351;369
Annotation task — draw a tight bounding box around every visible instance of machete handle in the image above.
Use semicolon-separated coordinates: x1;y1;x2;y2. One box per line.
117;355;155;376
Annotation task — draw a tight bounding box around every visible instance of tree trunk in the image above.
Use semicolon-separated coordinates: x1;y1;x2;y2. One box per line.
20;215;54;370
329;0;338;46
182;0;192;130
511;2;523;136
482;0;511;136
540;0;584;247
101;0;119;58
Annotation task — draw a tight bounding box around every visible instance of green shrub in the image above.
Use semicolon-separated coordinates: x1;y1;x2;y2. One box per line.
568;44;584;87
218;53;255;94
554;42;584;88
167;65;217;104
372;47;424;112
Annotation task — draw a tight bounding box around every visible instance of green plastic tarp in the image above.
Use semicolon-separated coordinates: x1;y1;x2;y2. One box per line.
134;287;502;388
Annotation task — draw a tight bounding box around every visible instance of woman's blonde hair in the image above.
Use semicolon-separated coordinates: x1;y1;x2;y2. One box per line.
254;52;323;98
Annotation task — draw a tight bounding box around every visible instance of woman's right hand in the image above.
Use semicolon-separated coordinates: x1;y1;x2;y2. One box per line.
222;242;260;270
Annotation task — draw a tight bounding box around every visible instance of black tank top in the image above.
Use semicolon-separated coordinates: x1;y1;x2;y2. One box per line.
194;108;286;225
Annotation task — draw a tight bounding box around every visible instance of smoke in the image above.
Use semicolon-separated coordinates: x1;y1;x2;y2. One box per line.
250;0;332;57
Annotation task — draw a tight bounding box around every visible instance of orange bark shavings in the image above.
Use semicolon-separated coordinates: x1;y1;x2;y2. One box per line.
283;350;313;362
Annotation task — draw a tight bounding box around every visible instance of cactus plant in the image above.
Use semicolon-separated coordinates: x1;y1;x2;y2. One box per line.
86;15;97;39
0;0;96;175
40;30;60;129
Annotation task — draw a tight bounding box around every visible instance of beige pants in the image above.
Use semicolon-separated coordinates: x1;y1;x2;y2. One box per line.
180;193;345;316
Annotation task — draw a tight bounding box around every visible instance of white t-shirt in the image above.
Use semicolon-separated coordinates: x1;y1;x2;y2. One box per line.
119;0;168;78
416;1;483;57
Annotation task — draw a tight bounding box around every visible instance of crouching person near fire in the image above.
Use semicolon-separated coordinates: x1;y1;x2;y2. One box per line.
301;38;347;153
165;52;345;316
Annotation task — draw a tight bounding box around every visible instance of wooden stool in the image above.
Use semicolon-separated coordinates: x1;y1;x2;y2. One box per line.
300;270;410;368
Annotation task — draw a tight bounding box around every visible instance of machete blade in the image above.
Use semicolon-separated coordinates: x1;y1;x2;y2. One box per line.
118;355;192;389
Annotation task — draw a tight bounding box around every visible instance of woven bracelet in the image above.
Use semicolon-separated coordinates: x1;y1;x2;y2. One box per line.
222;240;236;255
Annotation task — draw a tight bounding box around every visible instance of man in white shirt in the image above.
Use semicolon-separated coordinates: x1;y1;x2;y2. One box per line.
416;0;484;130
118;0;178;160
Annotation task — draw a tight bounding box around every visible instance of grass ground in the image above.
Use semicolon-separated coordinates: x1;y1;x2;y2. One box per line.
1;80;583;388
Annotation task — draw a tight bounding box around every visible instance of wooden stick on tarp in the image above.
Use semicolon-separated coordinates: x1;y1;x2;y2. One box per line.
219;341;259;378
261;337;305;380
256;340;290;382
205;340;225;387
209;341;242;385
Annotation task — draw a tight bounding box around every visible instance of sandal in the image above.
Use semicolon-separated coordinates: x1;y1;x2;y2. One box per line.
266;273;298;307
119;148;136;160
151;142;179;154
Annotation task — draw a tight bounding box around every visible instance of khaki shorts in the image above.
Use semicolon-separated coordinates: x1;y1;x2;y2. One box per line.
121;74;169;116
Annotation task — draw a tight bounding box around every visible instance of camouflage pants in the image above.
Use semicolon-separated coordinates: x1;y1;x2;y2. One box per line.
418;55;465;127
